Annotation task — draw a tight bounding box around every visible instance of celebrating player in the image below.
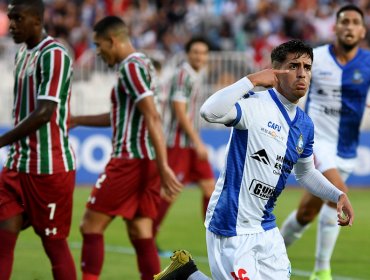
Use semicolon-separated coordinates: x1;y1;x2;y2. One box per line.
154;39;354;280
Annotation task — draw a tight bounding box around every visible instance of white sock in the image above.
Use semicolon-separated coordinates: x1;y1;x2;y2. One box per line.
188;271;211;280
280;210;310;247
314;203;340;271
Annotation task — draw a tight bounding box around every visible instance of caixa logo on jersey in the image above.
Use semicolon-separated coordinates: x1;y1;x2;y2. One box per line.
249;179;275;200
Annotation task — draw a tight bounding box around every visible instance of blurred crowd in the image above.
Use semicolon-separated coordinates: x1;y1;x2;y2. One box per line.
1;0;370;67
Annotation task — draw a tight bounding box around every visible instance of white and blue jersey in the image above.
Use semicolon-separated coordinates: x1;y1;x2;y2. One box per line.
205;89;314;236
306;44;370;159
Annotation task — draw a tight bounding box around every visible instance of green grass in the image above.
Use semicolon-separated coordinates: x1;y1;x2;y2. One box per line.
10;187;370;280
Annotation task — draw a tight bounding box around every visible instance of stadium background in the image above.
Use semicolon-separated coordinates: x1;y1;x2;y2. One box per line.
0;0;369;279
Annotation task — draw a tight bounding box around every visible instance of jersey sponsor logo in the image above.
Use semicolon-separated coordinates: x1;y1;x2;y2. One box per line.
260;127;285;143
249;179;275;200
296;134;304;154
267;121;281;131
273;155;294;175
250;149;270;165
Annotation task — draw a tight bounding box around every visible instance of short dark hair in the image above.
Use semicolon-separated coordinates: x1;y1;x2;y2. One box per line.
336;4;364;22
9;0;44;21
93;16;128;38
185;36;210;53
271;39;313;66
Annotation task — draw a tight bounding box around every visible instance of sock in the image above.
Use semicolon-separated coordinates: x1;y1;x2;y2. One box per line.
280;210;310;247
0;229;18;280
131;238;160;280
41;238;77;280
152;199;171;237
202;196;210;219
187;270;210;280
314;204;340;271
81;233;104;278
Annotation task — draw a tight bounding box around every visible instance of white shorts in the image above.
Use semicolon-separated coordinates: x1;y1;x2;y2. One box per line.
314;140;356;181
206;228;291;280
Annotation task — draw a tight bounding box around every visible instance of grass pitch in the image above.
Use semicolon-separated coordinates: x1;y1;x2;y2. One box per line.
10;187;370;279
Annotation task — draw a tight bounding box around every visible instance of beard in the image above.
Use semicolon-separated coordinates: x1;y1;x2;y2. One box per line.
339;39;358;52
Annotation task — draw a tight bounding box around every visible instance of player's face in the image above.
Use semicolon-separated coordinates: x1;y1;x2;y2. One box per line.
275;53;312;104
8;4;40;44
335;10;366;50
187;42;209;71
93;33;116;67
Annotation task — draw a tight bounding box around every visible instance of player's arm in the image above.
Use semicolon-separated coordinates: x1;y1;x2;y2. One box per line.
200;69;289;124
70;113;111;128
294;156;354;226
136;96;182;196
172;100;208;159
0;100;56;148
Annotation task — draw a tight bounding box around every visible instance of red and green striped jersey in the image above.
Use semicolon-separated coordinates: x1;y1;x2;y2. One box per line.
165;62;202;148
110;52;159;159
5;36;75;174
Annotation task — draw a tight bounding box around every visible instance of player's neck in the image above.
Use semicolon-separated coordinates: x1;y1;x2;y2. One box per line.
26;31;47;50
333;43;359;65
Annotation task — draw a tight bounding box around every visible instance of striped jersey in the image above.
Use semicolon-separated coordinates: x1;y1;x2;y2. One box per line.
205;89;314;236
306;44;370;159
5;36;75;174
165;62;203;148
110;52;159;159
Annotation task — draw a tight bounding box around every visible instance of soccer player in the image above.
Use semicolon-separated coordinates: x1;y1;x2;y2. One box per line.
153;37;215;241
0;0;76;279
70;16;182;280
280;5;370;279
154;39;354;280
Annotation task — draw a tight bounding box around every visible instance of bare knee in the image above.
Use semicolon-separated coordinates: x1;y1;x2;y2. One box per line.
126;217;152;240
79;209;112;234
199;179;215;198
296;205;322;225
0;215;23;234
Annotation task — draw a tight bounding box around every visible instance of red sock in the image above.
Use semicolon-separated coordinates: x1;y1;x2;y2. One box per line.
152;199;171;237
81;233;104;278
0;229;18;280
41;238;77;280
131;238;160;280
202;195;210;218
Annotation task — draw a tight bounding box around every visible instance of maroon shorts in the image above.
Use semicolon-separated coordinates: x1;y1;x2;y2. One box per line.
167;147;214;184
87;157;161;220
0;168;75;239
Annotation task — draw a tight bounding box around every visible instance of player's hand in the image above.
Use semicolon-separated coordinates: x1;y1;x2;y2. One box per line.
247;69;289;88
336;193;354;226
195;142;209;160
160;165;183;198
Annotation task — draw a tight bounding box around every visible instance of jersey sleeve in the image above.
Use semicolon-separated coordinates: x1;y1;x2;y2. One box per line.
169;70;189;103
37;48;72;103
120;60;153;103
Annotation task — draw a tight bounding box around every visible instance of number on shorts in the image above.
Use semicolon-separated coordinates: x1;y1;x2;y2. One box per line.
231;268;249;280
47;203;56;220
96;174;107;189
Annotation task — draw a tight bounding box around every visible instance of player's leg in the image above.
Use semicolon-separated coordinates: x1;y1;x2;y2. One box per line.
198;178;214;218
126;217;161;280
311;168;349;279
190;148;215;218
80;208;113;280
0;215;22;280
20;171;77;280
280;191;323;246
0;168;25;280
